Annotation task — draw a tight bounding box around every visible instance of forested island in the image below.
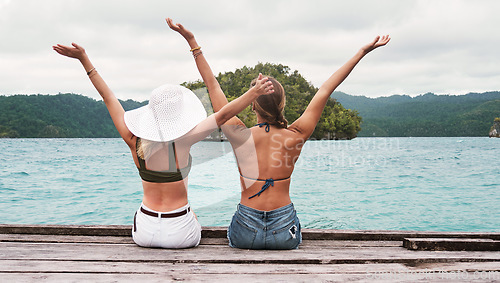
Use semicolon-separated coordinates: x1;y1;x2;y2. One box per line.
1;63;499;139
490;117;500;138
182;63;361;140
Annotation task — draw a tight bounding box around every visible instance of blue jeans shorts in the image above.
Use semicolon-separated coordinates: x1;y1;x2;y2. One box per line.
227;203;302;250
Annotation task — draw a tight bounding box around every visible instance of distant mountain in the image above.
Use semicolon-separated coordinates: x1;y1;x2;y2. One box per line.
331;91;500;137
0;93;146;138
2;89;498;139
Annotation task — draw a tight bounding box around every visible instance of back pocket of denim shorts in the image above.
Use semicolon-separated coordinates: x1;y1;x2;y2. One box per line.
228;216;257;249
272;218;301;250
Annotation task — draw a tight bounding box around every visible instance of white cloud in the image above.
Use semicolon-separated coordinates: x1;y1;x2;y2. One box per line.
1;0;499;100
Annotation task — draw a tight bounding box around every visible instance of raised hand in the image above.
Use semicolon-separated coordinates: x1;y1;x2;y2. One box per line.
360;35;391;54
166;18;194;40
252;74;274;96
52;43;87;60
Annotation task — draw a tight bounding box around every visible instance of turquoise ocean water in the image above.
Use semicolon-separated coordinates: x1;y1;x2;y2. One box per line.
0;137;498;232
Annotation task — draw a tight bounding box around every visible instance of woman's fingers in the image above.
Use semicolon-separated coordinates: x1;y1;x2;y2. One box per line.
166;18;174;28
52;44;66;53
52;43;83;59
166;17;181;32
166;18;176;30
376;35;391;47
267;80;274;94
256;78;274;94
371;36;380;46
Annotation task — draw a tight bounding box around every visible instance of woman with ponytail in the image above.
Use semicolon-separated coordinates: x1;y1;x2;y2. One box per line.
250;76;288;129
168;18;390;249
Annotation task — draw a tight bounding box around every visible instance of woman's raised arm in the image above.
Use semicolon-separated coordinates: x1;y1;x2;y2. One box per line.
289;35;390;139
215;74;273;126
178;73;273;146
52;43;135;147
166;18;229;112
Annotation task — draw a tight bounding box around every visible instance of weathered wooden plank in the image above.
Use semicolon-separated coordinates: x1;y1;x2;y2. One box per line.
2;224;499;240
1;224;499;282
405;261;500;272
201;226;226;239
1;242;498;264
404;238;500;251
299;240;401;248
0;260;409;273
1;258;499;282
1;260;498;274
0;224;132;237
0;234;402;247
0;234;226;245
0;224;226;239
0;234;134;244
1;271;498;282
303;228;500;241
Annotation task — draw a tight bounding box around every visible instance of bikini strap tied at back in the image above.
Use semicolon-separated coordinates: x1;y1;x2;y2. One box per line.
248;178;274;199
256;122;270;132
241;174;290;199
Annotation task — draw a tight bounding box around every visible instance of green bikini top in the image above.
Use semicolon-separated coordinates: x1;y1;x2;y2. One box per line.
136;138;192;183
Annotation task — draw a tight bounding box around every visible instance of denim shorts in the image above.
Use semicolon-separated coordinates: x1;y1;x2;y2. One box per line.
227;203;302;250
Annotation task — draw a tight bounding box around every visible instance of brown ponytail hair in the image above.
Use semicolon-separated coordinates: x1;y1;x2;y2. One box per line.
250;76;288;128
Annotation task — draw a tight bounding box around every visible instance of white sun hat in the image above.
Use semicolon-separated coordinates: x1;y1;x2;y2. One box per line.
124;84;207;142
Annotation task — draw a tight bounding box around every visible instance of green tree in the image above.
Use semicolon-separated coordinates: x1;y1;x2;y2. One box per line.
183;63;361;139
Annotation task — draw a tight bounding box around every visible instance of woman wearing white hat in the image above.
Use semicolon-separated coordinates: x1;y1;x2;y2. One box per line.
52;41;273;248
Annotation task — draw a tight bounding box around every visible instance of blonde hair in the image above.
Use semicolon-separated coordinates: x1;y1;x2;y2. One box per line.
137;138;168;160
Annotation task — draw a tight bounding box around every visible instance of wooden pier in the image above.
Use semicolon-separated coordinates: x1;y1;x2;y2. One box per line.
1;224;499;282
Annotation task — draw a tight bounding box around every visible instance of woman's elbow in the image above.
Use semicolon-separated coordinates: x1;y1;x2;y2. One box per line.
214;112;229;126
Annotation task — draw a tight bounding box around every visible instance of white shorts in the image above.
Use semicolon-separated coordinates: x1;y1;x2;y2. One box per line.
132;203;201;249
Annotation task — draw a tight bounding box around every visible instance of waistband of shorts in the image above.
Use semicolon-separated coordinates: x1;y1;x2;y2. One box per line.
140;203;190;214
237;202;295;218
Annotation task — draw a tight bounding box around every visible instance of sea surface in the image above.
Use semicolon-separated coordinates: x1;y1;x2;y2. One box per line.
0;137;498;232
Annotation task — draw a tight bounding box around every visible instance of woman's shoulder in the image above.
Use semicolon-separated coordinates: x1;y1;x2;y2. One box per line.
280;125;304;137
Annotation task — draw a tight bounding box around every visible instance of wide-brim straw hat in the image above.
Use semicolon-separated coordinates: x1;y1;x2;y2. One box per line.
124;84;207;142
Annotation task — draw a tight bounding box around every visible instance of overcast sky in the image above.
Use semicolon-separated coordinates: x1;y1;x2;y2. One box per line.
1;0;499;101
